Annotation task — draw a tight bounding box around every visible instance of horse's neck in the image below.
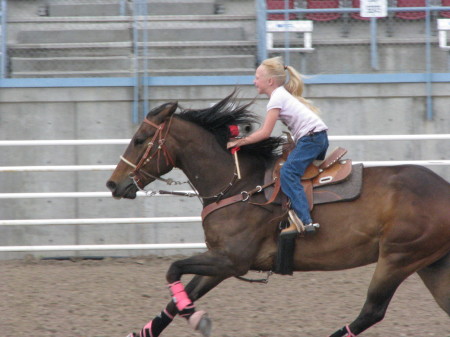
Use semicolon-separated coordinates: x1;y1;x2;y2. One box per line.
173;124;235;197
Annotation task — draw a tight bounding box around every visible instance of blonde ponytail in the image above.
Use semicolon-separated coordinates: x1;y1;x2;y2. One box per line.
284;65;321;114
261;56;320;114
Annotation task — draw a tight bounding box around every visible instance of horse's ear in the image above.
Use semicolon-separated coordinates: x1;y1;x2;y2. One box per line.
146;102;178;123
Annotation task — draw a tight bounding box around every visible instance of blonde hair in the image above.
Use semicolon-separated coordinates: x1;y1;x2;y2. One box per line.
261;56;320;114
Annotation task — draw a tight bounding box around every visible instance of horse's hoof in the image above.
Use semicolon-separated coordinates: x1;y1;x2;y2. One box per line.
189;310;212;337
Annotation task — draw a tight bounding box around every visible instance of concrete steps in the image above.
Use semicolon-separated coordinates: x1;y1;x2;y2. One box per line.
11;56;132;73
7;0;257;78
12;68;255;78
10;54;256;78
47;0;218;17
139;24;245;42
17;28;131;44
47;3;127;17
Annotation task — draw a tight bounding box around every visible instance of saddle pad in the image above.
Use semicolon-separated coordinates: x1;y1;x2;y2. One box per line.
313;163;363;205
264;163;364;206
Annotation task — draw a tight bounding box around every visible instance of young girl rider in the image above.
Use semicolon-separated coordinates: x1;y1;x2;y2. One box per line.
227;56;329;234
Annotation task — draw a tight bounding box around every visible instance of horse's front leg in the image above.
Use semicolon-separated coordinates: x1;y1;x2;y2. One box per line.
135;251;244;337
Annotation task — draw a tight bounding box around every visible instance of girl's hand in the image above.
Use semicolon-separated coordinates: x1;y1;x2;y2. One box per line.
227;139;241;149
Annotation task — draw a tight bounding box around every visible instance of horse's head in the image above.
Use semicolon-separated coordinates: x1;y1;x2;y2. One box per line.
106;102;178;199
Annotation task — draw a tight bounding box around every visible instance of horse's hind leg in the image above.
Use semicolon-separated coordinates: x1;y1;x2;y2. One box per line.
329;258;413;337
417;252;450;315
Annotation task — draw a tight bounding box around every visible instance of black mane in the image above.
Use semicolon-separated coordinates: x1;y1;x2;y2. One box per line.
176;91;284;161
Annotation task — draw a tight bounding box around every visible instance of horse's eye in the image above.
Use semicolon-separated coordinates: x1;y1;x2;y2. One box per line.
133;137;145;146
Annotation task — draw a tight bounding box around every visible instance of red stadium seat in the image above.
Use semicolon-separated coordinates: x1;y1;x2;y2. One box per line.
441;0;450;18
305;0;341;21
266;0;296;20
395;0;426;20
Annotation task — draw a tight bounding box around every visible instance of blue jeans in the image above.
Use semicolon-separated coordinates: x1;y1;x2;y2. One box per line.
280;131;329;224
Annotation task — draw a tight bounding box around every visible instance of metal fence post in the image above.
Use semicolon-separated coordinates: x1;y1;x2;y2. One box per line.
131;0;150;123
256;0;267;64
283;0;291;66
425;0;433;120
370;18;379;70
142;0;149;119
0;0;7;79
119;0;127;16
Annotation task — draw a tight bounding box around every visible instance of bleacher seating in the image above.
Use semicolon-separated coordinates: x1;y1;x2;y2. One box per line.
441;0;450;18
266;0;297;20
305;0;340;21
5;0;440;77
395;0;426;20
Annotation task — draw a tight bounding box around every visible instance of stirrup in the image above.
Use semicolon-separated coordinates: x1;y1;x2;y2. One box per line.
303;222;320;233
280;210;305;237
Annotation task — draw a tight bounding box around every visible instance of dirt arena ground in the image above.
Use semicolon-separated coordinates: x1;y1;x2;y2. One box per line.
1;255;448;337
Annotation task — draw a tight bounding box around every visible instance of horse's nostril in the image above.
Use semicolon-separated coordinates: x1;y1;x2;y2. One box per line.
106;180;116;192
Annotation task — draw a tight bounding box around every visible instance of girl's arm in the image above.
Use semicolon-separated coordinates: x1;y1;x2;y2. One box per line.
227;108;280;148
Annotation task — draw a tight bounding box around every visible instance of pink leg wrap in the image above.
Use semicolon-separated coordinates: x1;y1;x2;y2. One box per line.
168;281;193;312
346;325;357;337
140;320;153;337
143;320;153;330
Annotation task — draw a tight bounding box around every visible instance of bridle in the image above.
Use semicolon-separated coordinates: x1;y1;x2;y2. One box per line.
120;116;177;189
119;116;239;202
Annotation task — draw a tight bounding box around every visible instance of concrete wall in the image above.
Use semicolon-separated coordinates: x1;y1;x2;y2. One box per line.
0;83;449;259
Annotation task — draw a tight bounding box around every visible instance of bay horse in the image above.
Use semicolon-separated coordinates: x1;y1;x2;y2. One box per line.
106;93;450;337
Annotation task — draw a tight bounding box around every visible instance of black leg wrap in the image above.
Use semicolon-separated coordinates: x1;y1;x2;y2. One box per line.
329;326;348;337
140;310;173;337
178;305;196;319
274;233;296;275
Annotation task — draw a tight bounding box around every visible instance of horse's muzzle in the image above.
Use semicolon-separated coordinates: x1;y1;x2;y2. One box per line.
106;180;137;199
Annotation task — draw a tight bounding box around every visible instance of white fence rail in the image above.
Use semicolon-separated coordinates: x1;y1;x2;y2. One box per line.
1;134;450;147
0;243;208;252
1;134;449;254
1;160;450;174
0;217;202;226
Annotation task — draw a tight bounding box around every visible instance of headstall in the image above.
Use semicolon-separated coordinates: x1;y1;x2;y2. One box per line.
120;116;176;189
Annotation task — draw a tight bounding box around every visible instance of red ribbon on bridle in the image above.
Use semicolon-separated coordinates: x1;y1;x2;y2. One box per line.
228;125;240;154
228;125;242;179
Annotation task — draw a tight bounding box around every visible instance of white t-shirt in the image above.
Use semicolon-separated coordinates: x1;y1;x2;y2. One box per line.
267;86;328;143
